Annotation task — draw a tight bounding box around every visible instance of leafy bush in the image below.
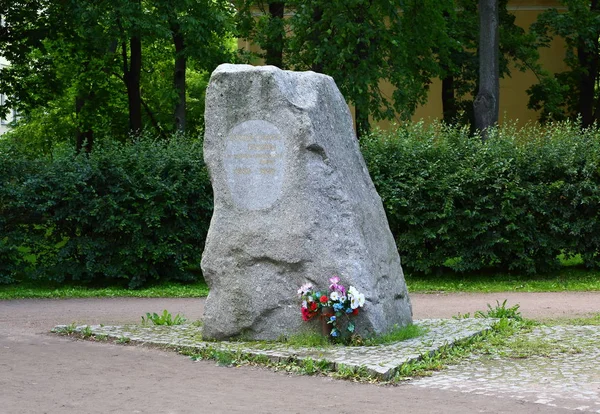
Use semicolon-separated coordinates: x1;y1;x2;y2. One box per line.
0;134;212;287
3;120;600;286
361;121;600;275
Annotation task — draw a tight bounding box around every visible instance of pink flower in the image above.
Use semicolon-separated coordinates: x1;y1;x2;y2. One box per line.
329;276;346;295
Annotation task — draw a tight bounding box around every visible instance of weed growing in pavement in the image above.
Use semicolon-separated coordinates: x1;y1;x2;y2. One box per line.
116;336;130;344
63;323;78;335
80;325;93;338
475;299;523;321
141;310;187;326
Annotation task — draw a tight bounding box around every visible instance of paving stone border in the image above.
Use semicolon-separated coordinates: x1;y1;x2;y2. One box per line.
412;325;600;413
52;318;498;379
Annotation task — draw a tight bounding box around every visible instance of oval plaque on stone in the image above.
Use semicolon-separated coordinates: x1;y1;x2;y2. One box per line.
224;120;286;210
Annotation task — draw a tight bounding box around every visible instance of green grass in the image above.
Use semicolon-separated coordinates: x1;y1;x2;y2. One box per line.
286;330;331;347
407;268;600;293
0;280;209;300
2;253;600;299
360;323;425;346
540;313;600;326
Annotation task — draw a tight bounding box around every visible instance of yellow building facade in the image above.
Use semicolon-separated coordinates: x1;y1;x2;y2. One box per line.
409;0;567;127
241;0;568;128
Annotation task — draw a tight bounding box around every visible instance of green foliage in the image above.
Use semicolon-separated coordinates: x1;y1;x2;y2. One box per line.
527;0;600;125
474;300;523;321
361;120;600;276
141;309;187;326
285;0;453;135
0;0;235;144
0;134;212;287
440;0;541;126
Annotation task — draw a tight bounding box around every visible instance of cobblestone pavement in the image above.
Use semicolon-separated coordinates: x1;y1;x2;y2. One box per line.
412;325;600;413
52;318;496;379
52;317;600;413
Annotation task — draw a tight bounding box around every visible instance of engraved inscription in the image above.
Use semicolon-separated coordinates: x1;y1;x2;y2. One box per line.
224;120;285;210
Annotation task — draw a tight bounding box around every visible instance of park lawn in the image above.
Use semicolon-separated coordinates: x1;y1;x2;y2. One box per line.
0;280;209;300
406;268;600;293
1;266;599;299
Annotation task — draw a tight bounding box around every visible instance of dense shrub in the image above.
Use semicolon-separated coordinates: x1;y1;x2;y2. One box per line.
0;135;213;287
361;121;600;275
3;121;600;286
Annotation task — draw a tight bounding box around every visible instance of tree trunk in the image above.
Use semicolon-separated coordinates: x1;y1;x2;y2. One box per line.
473;0;499;141
266;2;285;68
355;103;370;140
577;0;599;128
442;75;457;123
310;6;324;73
75;98;93;154
125;35;143;134
75;93;94;154
172;22;186;133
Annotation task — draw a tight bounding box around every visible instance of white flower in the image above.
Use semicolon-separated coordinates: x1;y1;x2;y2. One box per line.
348;286;365;309
297;283;313;297
330;291;340;301
357;292;365;307
302;300;308;309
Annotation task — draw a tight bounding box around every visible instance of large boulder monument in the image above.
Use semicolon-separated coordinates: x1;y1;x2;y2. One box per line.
201;64;412;340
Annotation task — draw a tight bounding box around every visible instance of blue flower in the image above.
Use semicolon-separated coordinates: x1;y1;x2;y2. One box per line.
330;316;336;322
331;329;339;337
345;308;353;314
333;303;343;312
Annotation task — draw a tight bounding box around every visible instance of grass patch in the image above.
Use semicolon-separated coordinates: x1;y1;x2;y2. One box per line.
0;280;209;300
407;267;600;293
540;313;600;326
360;323;424;346
285;331;331;347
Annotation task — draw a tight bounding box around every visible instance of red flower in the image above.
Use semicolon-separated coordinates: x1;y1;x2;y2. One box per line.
301;307;312;321
320;295;328;304
309;302;318;311
352;308;359;315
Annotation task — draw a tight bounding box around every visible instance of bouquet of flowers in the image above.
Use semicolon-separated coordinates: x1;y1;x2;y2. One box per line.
297;276;365;342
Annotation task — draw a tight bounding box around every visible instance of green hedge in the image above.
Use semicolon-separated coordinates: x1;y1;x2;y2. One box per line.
361;121;600;275
0;135;213;287
3;121;600;287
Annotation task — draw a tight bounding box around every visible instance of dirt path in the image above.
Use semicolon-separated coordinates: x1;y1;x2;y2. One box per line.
1;293;598;414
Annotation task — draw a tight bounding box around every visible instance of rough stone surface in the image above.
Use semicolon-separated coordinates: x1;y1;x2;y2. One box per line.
201;64;412;340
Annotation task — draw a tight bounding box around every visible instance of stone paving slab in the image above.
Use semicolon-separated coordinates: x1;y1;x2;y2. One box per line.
411;325;600;413
52;318;497;379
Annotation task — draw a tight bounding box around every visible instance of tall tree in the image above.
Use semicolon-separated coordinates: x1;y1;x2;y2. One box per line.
438;0;540;127
150;0;235;133
286;0;452;138
236;0;288;68
0;0;235;150
473;0;500;140
528;0;600;126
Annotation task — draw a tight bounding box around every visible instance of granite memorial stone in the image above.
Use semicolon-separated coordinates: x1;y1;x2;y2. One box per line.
201;64;412;340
